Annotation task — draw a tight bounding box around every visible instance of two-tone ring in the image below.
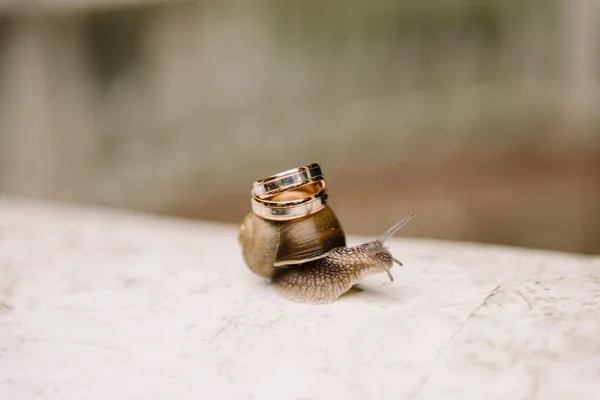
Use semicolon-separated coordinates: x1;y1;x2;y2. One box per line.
252;162;323;199
250;162;328;221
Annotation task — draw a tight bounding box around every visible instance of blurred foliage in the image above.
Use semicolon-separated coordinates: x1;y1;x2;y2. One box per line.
0;18;8;112
264;0;560;94
84;10;146;92
267;0;524;47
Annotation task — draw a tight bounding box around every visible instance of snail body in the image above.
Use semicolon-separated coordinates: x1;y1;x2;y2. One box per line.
271;242;394;304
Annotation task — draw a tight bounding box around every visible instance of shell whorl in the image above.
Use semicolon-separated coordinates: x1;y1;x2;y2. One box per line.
238;204;347;278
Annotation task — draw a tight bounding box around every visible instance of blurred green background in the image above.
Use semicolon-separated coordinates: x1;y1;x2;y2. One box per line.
0;0;598;254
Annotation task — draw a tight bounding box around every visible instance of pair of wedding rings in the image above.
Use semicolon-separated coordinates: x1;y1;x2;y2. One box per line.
251;162;328;221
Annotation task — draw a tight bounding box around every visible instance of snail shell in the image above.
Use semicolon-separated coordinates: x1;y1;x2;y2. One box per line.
237;204;346;278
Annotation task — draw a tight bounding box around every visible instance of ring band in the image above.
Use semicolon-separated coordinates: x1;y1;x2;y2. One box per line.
252;162;324;199
251;191;328;221
251;185;328;221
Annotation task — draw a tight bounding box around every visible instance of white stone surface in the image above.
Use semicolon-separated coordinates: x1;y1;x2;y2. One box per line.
0;195;599;400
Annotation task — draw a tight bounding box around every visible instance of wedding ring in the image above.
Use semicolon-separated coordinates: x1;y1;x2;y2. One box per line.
252;162;324;200
251;181;328;221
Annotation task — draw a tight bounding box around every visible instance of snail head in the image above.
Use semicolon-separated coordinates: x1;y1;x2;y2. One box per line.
365;212;415;282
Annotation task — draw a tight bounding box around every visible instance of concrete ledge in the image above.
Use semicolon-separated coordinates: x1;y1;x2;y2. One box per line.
0;195;599;399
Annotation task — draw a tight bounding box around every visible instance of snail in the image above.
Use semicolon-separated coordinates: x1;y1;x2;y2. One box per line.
238;162;414;304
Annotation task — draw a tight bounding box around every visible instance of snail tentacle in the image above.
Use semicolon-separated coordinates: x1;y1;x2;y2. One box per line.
377;212;415;244
364;212;415;281
366;242;395;282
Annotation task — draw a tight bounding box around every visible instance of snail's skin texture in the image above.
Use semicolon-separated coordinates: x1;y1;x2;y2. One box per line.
271;242;396;304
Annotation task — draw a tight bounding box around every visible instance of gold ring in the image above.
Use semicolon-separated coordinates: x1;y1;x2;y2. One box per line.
252;162;324;200
251;180;328;221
